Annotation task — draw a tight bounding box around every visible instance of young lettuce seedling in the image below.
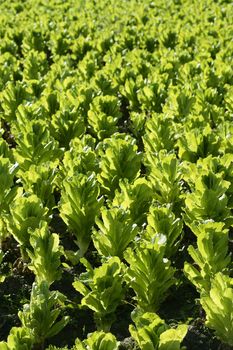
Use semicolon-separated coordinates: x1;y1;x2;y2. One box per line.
130;309;188;350
0;157;19;244
74;331;119;350
60;135;98;181
184;221;231;292
97;133;142;198
145;205;183;259
18;281;69;349
6;194;50;260
0;327;33;350
18;163;57;212
143;113;177;155
200;273;233;346
27;221;62;286
87;95;122;140
93;206;139;259
124;240;176;312
59;172;103;257
73;257;124;332
145;151;183;214
13;118;62;172
112;178;153;226
185;171;232;226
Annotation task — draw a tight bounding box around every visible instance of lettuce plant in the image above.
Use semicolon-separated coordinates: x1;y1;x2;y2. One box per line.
15;102;48;124
124;241;176;312
184;221;231;292
50;106;86;149
98;134;142;197
181;154;233;208
18;163;57;211
92;70;118;95
143;113;177;155
200;273;233;346
0;137;14;160
0;327;33;350
22;49;48;81
0;158;19;242
130;310;188;350
92;207;139;258
0;158;18;212
0;52;18;90
60;135;98;180
145;205;183;258
146;151;183;213
22;28;47;54
0;81;29;122
18;281;69;348
27;221;62;286
66;84;96;119
87;95;122;139
162;85;195;120
77;51;99;82
13;119;62;171
120;78;140;110
129;111;146;137
220;154;233;208
74;331;119;350
185;171;232;225
59;173;103;257
112;178;153;226
6;194;50;259
137;81;167;113
177;125;221;162
73;257;124;331
40;90;60;116
219;120;233;154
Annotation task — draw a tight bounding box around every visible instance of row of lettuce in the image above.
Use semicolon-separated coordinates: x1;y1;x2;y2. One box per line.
0;0;233;349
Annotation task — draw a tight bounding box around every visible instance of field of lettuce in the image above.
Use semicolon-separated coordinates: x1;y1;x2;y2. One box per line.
0;0;233;349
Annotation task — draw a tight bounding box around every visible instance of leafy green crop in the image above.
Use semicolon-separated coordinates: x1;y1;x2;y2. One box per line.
130;309;188;350
146;151;183;213
0;158;18;212
98;134;142;197
185;171;232;225
0;327;33;350
73;257;124;331
59;173;103;257
93;207;139;259
112;178;153;226
87;95;122;139
200;273;233;346
59;135;98;183
74;331;119;350
145;205;183;258
184;221;231;292
5;194;50;258
27;221;62;285
0;158;18;242
143;113;177;155
0;0;233;348
50;100;86;149
18;163;57;210
124;241;176;312
0;81;29;122
18;281;69;348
